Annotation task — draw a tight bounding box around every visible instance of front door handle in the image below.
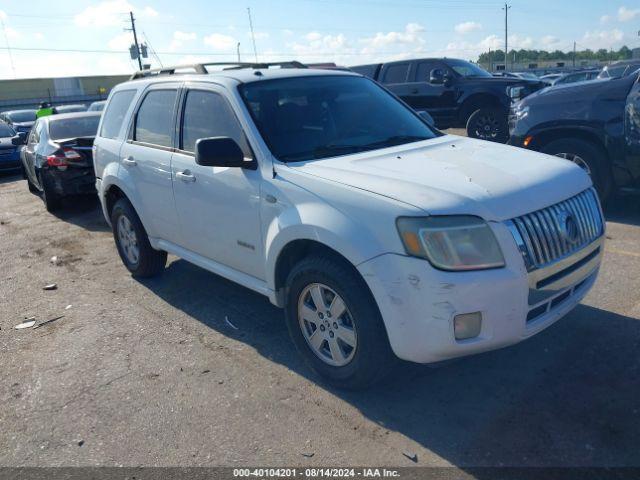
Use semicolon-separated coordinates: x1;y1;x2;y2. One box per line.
176;170;196;183
410;88;419;94
122;156;137;166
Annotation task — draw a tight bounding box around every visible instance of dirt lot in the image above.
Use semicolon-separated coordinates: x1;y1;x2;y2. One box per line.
1;170;639;468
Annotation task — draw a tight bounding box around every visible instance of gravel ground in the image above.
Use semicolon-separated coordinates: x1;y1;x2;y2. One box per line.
1;170;639;468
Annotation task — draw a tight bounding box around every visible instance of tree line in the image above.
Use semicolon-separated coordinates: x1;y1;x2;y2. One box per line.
478;46;634;64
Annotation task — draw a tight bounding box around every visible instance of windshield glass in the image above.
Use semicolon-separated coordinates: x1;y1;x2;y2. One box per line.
0;123;16;137
239;75;438;162
445;59;492;78
8;110;36;123
49;115;100;140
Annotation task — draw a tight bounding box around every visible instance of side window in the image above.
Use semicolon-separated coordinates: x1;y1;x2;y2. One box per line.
382;63;410;84
134;89;178;148
100;90;136;139
29;121;41;144
180;90;252;158
416;62;442;81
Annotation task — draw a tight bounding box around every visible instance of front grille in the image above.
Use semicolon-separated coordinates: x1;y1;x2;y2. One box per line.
506;188;603;270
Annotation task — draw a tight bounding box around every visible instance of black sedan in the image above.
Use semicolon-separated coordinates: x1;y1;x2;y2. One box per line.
20;112;101;212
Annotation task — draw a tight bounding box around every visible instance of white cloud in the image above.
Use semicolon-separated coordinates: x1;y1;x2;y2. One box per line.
0;10;6;21
359;23;425;53
600;14;611;23
617;6;640;22
455;21;482;35
34;32;45;40
282;29;294;36
108;32;133;50
74;0;158;28
169;30;196;51
203;33;237;51
249;31;269;40
582;29;625;49
540;35;561;48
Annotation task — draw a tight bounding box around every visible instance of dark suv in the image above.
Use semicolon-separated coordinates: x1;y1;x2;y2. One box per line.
351;58;544;142
508;69;640;200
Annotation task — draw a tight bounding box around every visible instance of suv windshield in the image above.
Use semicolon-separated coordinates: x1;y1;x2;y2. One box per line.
239;75;438;162
445;59;492;78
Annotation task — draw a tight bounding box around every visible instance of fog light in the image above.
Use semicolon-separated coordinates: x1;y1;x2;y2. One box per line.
454;312;482;340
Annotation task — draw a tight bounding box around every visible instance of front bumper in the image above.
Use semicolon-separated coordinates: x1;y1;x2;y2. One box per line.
358;222;602;364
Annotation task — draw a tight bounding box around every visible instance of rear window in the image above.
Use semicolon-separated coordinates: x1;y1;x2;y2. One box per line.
49;116;100;140
0;123;15;137
349;64;380;79
100;90;136;139
134;89;178;147
8;110;36;123
382;63;410;84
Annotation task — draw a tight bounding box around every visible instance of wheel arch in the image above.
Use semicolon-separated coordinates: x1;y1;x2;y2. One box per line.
459;92;504;124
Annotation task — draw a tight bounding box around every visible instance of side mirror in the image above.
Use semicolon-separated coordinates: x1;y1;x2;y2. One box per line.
195;137;246;168
429;69;445;85
418;110;435;127
12;132;27;145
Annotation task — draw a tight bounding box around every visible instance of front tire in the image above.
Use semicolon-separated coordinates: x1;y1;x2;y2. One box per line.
284;255;395;389
466;107;508;143
542;138;612;201
111;198;167;278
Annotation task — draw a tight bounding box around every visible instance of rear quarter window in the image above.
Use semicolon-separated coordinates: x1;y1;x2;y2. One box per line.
100;90;137;139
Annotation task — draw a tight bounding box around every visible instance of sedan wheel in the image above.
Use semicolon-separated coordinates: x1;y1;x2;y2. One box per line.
298;283;357;367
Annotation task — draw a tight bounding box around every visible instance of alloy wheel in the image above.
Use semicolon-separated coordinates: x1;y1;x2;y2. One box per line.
117;215;140;265
554;152;592;176
297;283;357;367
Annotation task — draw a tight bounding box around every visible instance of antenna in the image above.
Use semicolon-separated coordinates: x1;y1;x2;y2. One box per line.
247;7;258;62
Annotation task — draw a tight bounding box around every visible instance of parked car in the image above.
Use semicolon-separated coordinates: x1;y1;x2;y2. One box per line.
54;104;87;114
351;58;545;142
88;100;107;112
597;60;640;80
0;122;24;173
508;70;640;201
552;70;600;86
20;112;100;211
94;63;604;389
540;73;562;84
0;109;37;134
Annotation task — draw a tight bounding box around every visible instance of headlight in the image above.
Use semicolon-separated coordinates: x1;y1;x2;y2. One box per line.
508;86;525;101
512;104;529;121
396;216;505;271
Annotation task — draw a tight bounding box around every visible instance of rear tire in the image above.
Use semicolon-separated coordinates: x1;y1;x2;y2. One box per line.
466;107;508;143
111;198;167;278
284;255;396;390
542;138;612;201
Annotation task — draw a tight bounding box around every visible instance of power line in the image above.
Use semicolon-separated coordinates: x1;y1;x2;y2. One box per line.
0;16;16;77
247;7;258;62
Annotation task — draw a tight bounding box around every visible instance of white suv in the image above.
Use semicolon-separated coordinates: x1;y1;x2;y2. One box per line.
94;63;604;389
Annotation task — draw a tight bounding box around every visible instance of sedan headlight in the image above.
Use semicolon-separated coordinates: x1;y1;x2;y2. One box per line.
396;216;505;271
512;104;529;121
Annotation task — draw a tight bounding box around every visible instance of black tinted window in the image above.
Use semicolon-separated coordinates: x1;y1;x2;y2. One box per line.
382;64;410;84
0;123;15;137
135;90;177;147
49;115;100;140
101;90;136;139
416;61;442;81
181;90;251;156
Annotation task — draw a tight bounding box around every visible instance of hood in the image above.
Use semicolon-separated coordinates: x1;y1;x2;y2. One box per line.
282;135;591;222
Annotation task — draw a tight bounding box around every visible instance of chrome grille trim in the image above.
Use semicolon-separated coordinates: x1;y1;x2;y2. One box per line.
505;188;603;271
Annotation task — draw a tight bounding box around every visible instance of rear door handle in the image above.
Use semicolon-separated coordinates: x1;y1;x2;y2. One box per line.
176;170;196;183
122;156;136;166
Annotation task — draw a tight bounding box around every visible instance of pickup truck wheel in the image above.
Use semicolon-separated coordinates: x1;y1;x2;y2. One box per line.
111;198;167;278
284;255;395;389
466;107;508;143
542;138;612;201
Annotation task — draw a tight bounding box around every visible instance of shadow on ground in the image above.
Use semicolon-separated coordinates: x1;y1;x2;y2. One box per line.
138;257;640;467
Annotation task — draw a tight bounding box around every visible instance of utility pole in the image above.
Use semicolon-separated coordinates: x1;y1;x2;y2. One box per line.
247;8;258;62
573;41;576;68
237;42;241;62
503;3;511;70
128;11;143;70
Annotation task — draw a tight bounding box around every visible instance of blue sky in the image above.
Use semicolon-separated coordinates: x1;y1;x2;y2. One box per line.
0;0;638;79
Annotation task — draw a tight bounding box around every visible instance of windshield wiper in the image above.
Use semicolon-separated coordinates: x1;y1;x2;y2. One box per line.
364;135;431;148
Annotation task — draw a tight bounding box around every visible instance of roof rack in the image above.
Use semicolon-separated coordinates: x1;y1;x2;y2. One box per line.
130;61;308;80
